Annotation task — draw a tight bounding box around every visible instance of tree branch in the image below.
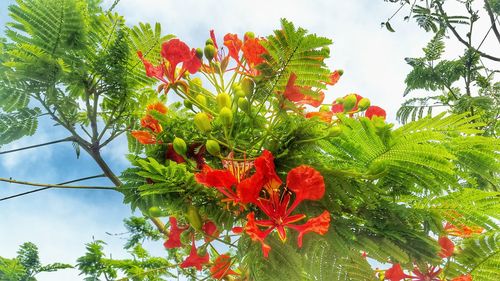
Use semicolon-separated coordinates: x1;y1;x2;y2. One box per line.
436;2;500;62
0;137;73;155
0;174;106;201
0;177;115;190
484;0;500;44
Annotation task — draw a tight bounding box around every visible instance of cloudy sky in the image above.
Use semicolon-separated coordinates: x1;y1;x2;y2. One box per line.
0;0;496;280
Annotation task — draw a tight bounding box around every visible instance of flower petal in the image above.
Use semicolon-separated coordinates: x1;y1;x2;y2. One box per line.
244;212;272;258
195;165;238;189
137;51;165;80
288;210;330;247
385;264;409;281
180;239;210;271
438;236;455;258
223;33;242;62
286;165;325;203
365;106;387;120
163;217;187;249
131;131;157;145
210;254;238;280
161;39;192;69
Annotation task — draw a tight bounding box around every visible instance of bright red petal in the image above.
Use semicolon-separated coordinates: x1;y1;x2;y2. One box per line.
242;37;267;67
451;274;472;281
288;210;330;247
223;33;242;61
164;217;187;249
438;236;455;258
237;173;264;204
161;39;192;69
195;165;238;189
305;111;333;122
331;103;344;113
254;150;282;188
365;106;387;120
202;220;219;242
183;48;202;74
137;51;165;80
282;73;324;107
286;165;325;203
385;264;409;281
244;212;272;258
180;239;210;271
140;115;162;133
327;71;342;86
210;254;238;280
146;102;168;114
131;131;157;145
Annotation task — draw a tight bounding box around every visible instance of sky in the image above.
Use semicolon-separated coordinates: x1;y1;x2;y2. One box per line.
0;0;497;280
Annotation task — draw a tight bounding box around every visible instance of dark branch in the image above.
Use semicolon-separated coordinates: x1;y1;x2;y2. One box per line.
436;2;500;62
484;0;500;44
0;137;73;155
0;177;116;190
0;174;106;201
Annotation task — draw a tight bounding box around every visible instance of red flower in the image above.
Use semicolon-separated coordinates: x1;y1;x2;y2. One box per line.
131;131;157;145
223;33;243;62
327;70;342;86
385;264;409;281
365;106;387;120
244;212;272;257
210;254;238;280
286;165;325;204
438;236;454;258
282;73;324;107
195;153;264;205
137;51;165;81
138;39;201;91
445;222;483;238
140;115;162;133
409;265;442;281
163;217;188;249
147;102;168;114
202;220;219;242
451;274;472;281
287;210;330;247
242;36;267;68
180;239;210;271
305;111;333;122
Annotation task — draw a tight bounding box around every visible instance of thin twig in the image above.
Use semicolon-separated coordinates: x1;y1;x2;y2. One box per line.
0;174;106;201
0;137;73;155
0;177;116;190
484;0;500;44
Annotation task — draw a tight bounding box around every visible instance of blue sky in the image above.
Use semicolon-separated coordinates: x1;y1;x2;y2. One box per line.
1;0;497;280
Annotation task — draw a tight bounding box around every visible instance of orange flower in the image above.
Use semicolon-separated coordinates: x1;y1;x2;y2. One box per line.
445;222;483;238
140;115;162;133
282;73;324;107
147;102;168;114
223;33;243;62
438;236;454;258
327;70;343;86
385;264;409;281
305;111;333;122
131;131;157;144
210;254;238;280
451;274;472;281
242;36;267;68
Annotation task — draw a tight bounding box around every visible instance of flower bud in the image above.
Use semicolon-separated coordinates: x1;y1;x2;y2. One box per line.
191;77;203;87
173;137;187;156
241;77;255;97
320;105;330;112
195;94;207;108
195;48;203;59
148;206;163;217
183;99;193;110
206;139;221;156
194;112;212;132
357;98;371;111
216;92;231;109
343;94;358;112
205;38;214;46
335;97;344;104
238;97;250;112
337;69;344;76
186;206;202;230
219;107;233;126
244;31;255;40
329;126;342;137
204;44;215;61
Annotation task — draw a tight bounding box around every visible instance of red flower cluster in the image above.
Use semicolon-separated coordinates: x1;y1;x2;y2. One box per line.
131;102;168;144
195;150;331;257
138;38;202;92
331;94;387;119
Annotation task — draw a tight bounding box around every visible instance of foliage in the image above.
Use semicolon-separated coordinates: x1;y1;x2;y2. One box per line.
0;242;72;281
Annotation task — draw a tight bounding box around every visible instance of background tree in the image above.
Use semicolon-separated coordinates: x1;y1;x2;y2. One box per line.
383;0;499;136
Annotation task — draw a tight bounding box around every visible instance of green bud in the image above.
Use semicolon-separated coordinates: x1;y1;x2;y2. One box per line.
357;98;371;111
186;206;202;230
173;137;187;156
148;206;163;217
244;31;255;39
216;92;231;109
335;97;344;104
241;77;255;97
232;84;246;98
337;69;344;76
195;48;203;59
206;140;221;156
195;94;207;107
329;126;342;137
194;112;212;132
320;105;330;112
343;94;358;112
191;77;203;87
204;44;215;61
183;99;193;110
238;97;250;112
219;107;233;126
205;38;214;46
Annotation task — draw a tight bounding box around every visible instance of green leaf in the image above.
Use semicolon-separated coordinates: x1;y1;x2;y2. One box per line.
0;108;40;147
